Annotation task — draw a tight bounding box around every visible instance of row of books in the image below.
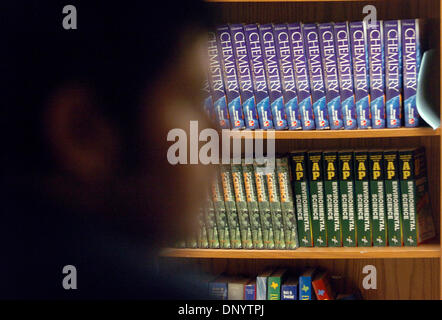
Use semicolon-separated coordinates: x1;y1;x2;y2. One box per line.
207;267;361;300
205;19;423;131
180;147;435;248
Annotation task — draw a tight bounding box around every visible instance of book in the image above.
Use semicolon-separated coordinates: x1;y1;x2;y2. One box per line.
323;151;341;247
259;24;288;130
349;21;371;129
220;164;242;248
383;150;402;246
399;147;436;245
276;157;300;249
299;268;316;300
369;150;387;246
230;24;260;130
231;163;254;249
244;279;257;300
257;268;274;300
290;151;313;246
209;274;229;300
273;24;302;130
312;271;335;300
216;25;246;130
334;22;357;130
318;23;344;130
228;276;250;300
303;23;330;129
338;150;357;247
281;276;299;300
354;150;372;246
202;76;216;125
211;175;231;248
401;19;422;127
244;24;274;129
267;268;287;300
204;194;220;248
308;151;327;246
288;23;316;130
207;31;230;129
366;20;386;129
242;160;265;249
384;20;402;128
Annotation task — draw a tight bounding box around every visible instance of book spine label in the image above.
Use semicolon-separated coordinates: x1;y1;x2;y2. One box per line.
303;24;330;129
369;151;387;246
244;283;256;300
277;157;300;249
401;19;421;127
323;152;341;246
244;24;274;129
208;32;230;129
211;176;231;248
299;276;312;300
274;24;302;130
259;24;288;130
288;23;316;130
354;152;372;246
290;152;313;246
308;151;327;246
349;21;371;129
318;23;344;130
232;163;254;248
230;24;260;129
399;150;417;245
266;168;286;249
216;25;246;129
367;21;386;129
334;22;357;130
268;276;282;300
220;164;242;248
339;151;356;246
281;285;298;300
383;151;402;246
205;195;220;248
242;161;264;249
384;20;402;128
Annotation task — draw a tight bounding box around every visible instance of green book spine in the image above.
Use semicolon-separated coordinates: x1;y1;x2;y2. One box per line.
205;195;220;249
231;163;254;249
339;151;356;247
254;161;275;249
242;161;264;249
383;150;402;246
267;269;287;300
276;157;299;249
308;151;327;247
323;151;341;247
220;164;242;248
369;150;387;247
266;163;286;249
354;151;372;246
290;151;313;247
211;176;231;248
198;205;209;248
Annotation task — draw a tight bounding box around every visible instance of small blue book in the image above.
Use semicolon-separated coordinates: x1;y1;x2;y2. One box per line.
299;268;316;300
281;276;298;300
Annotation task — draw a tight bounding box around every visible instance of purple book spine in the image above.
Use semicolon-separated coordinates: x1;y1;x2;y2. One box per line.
207;31;230;129
384;20;402;128
318;23;344;130
401;19;421;127
216;25;246;130
303;24;330;129
349;21;372;129
367;20;386;129
230;24;260;130
259;24;288;130
273;24;302;130
334;22;357;130
244;24;274;129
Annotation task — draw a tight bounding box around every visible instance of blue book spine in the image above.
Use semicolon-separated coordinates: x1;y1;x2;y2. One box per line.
259;24;288;130
384;20;402;128
216;25;246;130
349;21;372;129
334;22;358;130
244;283;256;300
318;23;344;130
230;24;260;130
367;20;386;129
303;24;330;129
273;24;302;130
299;275;312;300
244;24;274;129
202;77;215;123
281;284;298;300
209;282;228;300
256;276;267;300
208;32;230;129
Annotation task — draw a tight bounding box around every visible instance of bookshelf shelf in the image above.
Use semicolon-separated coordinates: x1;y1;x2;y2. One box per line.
161;242;440;259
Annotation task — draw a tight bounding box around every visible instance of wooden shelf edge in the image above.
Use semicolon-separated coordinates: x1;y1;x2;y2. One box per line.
160;243;440;259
